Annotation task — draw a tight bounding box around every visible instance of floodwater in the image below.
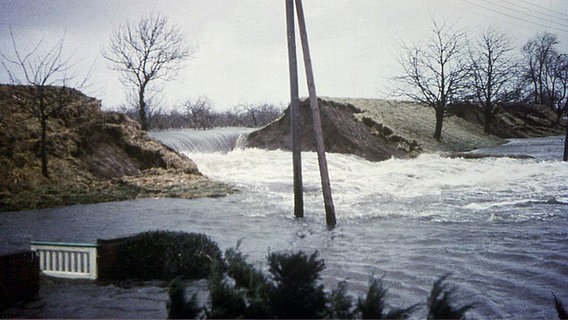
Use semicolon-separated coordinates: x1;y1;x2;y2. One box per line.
1;130;567;319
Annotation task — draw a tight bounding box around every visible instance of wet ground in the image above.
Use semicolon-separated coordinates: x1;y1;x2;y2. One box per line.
2;277;168;319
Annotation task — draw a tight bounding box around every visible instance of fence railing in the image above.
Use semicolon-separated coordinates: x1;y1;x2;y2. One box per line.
30;241;98;280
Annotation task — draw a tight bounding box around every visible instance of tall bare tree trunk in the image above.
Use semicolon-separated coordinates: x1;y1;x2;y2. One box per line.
433;107;444;142
484;102;493;134
138;84;148;131
40;111;49;178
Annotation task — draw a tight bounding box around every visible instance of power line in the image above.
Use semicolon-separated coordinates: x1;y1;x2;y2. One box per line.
460;0;568;34
516;0;568;20
499;0;568;26
477;0;568;29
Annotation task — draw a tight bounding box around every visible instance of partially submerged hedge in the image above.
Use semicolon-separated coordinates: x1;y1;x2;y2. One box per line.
104;230;223;280
170;247;475;319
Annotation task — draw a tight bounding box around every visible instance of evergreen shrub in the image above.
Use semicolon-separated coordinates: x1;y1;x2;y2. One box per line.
109;230;222;280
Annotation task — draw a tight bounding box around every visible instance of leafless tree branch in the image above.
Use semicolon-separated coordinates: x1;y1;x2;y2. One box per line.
1;29;91;178
395;20;468;141
467;27;517;132
102;13;194;130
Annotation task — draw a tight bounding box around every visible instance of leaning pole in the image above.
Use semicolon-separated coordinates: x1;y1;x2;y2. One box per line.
285;0;304;218
562;118;568;161
295;0;337;227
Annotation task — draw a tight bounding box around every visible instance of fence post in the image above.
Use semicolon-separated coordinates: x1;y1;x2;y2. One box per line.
295;0;337;227
286;0;304;218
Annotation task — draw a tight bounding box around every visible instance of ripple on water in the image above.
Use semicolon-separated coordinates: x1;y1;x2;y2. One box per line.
2;136;568;319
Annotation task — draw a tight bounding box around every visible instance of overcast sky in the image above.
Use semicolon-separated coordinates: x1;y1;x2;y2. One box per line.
1;0;567;110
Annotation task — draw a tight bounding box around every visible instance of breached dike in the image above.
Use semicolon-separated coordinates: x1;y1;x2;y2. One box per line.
246;98;417;162
245;98;564;162
0;85;233;212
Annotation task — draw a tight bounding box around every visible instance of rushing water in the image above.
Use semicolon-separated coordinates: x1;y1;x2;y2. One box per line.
2;129;567;319
149;127;253;153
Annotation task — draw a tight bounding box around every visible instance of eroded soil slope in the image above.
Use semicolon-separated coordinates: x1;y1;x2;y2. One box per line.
247;97;564;161
0;85;232;211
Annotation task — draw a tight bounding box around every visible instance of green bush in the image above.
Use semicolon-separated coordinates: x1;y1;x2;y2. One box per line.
111;230;223;280
327;281;354;319
357;276;418;319
169;245;485;320
224;245;272;318
202;248;421;319
268;251;327;319
207;261;248;319
427;273;476;320
205;249;329;319
167;277;200;319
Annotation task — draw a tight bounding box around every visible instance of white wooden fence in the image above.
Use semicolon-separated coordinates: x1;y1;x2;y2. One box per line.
30;241;98;280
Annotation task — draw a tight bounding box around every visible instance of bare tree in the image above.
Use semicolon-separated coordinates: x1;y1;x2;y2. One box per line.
1;30;87;178
521;33;560;107
396;21;468;141
184;96;214;129
561;54;568;161
468;28;517;133
103;13;191;130
253;103;283;126
544;52;568;122
233;103;283;127
556;54;568;122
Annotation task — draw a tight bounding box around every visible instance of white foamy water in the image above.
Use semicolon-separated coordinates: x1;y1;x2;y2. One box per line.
149;127;253;153
189;148;568;222
2;130;567;319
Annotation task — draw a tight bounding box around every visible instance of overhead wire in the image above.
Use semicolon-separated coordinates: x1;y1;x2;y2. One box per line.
515;0;568;20
478;0;568;29
499;0;568;27
460;0;568;34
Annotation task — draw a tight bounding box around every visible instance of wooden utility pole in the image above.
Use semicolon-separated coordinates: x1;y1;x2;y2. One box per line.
286;0;304;218
295;0;337;227
562;117;568;161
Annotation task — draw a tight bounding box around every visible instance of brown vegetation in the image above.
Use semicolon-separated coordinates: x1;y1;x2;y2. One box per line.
247;98;412;162
449;102;565;138
0;85;233;212
247;97;564;162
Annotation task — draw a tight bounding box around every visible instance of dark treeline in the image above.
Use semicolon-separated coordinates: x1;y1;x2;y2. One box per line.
513;32;568;123
118;97;284;130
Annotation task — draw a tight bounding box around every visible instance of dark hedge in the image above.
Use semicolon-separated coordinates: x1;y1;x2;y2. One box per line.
107;230;222;280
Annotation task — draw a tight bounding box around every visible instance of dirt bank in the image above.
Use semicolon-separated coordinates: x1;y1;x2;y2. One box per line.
246;99;411;161
0;85;233;212
246;97;564;161
448;102;565;138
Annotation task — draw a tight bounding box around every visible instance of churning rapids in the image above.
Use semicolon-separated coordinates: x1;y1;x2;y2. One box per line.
2;128;567;319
